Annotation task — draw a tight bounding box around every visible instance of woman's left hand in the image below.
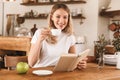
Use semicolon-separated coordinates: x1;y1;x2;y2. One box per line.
77;57;88;69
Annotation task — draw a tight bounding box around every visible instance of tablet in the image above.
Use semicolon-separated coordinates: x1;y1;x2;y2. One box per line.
53;49;90;72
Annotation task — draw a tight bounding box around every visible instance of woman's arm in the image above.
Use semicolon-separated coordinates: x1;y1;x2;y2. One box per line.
28;29;50;67
68;45;76;53
28;38;43;67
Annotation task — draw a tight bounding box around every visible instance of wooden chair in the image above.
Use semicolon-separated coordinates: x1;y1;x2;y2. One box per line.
4;56;28;70
0;36;31;70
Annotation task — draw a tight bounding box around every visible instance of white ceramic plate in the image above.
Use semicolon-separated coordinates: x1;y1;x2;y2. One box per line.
32;70;53;76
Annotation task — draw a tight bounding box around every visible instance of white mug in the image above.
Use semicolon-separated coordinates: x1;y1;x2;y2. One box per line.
116;52;120;69
51;29;61;36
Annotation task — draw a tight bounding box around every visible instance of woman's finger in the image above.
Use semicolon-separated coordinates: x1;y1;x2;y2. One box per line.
77;60;87;69
82;57;88;61
41;28;50;35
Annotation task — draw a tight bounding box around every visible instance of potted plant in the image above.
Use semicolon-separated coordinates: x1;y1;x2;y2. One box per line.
94;34;109;68
112;36;120;52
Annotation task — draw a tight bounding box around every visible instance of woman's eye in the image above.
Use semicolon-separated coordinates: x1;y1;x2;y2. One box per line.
56;16;68;19
56;16;60;18
64;16;68;19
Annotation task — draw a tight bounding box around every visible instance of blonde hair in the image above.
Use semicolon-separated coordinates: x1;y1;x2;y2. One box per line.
46;3;73;44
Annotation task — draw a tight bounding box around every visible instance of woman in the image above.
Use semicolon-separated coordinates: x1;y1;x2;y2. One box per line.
28;3;87;69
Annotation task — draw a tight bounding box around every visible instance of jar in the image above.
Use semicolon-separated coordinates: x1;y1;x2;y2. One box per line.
22;0;29;3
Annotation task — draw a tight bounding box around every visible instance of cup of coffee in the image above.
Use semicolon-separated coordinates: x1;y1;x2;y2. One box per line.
51;29;61;36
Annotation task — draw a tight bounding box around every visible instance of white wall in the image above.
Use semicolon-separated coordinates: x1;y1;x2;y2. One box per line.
0;2;3;35
98;0;110;40
0;0;101;56
74;0;98;56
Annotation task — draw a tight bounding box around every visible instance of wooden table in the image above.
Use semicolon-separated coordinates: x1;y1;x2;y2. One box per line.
0;63;120;80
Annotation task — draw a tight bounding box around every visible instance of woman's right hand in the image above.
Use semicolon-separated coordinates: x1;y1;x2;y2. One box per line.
39;28;51;42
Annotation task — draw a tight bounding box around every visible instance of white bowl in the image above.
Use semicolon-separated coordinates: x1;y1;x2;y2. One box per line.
104;54;117;65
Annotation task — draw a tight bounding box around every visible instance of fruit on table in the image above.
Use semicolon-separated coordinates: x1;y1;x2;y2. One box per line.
16;62;29;74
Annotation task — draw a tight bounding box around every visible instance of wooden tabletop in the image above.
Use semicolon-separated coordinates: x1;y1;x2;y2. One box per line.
0;63;120;80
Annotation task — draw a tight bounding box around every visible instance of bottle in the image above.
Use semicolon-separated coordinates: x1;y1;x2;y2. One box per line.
31;24;38;35
35;0;38;3
29;10;34;17
116;52;120;69
22;0;29;3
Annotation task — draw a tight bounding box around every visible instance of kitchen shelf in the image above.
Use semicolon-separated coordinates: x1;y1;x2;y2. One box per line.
20;1;86;6
24;17;47;19
100;10;120;18
23;15;86;19
72;15;86;19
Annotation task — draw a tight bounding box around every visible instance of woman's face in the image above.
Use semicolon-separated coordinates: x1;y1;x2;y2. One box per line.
51;8;69;30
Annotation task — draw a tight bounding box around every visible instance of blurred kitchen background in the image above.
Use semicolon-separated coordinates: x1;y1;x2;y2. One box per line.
0;0;120;56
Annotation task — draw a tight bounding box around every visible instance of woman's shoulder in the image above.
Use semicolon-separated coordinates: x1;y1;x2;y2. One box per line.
70;35;75;40
66;34;76;44
32;29;41;37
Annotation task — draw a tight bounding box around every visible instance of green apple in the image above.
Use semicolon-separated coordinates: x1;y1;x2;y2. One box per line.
16;62;29;74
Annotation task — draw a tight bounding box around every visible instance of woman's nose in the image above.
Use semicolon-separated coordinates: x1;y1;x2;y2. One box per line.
59;18;64;24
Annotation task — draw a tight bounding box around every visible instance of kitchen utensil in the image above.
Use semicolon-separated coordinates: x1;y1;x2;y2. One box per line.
6;16;12;35
22;0;29;3
105;45;116;54
113;31;120;38
108;23;117;31
17;17;25;24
